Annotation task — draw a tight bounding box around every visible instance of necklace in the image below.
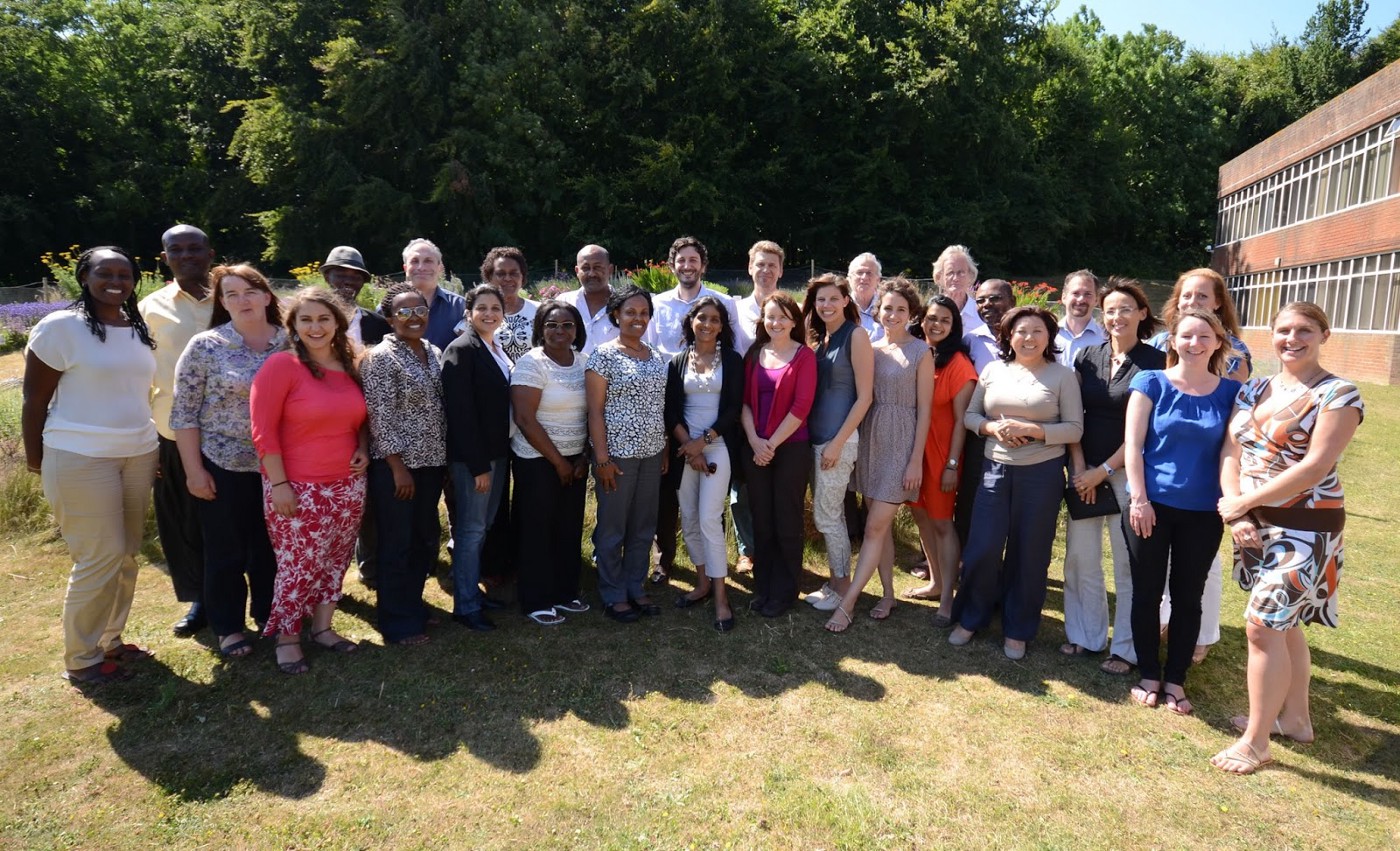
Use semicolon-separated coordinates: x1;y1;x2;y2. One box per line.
691;348;719;390
1272;368;1326;403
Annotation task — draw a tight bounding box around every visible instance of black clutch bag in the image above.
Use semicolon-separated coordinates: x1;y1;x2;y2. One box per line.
1064;480;1120;520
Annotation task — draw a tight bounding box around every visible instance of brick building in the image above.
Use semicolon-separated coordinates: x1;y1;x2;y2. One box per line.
1211;60;1400;384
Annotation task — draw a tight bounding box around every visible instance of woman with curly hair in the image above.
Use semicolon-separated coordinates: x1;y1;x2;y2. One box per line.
23;246;159;684
250;288;369;674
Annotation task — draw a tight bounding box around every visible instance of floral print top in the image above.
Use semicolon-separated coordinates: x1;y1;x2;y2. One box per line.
170;322;288;472
361;335;447;469
586;343;668;459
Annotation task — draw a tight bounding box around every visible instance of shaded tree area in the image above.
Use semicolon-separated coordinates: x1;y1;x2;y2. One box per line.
2;0;1397;283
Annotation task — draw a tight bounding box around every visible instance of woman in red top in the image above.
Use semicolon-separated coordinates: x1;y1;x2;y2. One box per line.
741;292;816;618
250;288;369;675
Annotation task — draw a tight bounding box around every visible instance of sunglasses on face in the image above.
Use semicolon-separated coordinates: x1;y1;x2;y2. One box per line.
393;305;430;319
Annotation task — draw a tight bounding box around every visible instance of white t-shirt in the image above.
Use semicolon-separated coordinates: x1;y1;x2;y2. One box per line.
26;310;158;457
509;348;588;458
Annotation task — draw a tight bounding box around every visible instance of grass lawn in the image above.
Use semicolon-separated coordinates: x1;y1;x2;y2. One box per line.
0;352;1397;849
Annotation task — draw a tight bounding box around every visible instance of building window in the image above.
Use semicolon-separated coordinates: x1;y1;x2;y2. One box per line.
1228;251;1400;333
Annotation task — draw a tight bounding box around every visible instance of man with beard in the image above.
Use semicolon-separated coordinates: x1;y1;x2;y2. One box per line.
323;245;390;351
558;244;617;355
643;236;740;583
139;224;216;636
1055;269;1104;367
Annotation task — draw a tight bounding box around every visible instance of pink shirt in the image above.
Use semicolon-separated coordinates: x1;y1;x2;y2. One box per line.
250;352;367;482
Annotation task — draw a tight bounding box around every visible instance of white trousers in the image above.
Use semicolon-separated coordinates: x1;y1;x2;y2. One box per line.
810;437;859;580
1061;474;1131;654
679;443;732;579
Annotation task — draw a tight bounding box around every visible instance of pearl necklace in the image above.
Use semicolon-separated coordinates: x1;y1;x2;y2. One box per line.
690;348;719;391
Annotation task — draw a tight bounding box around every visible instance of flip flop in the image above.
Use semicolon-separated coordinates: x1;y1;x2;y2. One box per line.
869;599;896;620
1100;655;1134;676
1130;681;1161;708
1211;742;1273;775
103;643;153;663
1163;689;1194;716
527;608;565;626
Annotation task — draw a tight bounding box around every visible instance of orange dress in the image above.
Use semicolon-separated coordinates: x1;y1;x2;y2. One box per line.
910;351;977;519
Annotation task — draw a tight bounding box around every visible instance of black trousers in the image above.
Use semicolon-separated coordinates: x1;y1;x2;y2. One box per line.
1124;500;1223;685
952;432;986;548
154;436;205;603
744;440;812;608
512;454;587;613
195;459;274;637
370;460;444;642
656;475;680;570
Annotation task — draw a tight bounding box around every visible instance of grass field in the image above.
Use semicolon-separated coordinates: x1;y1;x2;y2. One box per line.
0;353;1397;849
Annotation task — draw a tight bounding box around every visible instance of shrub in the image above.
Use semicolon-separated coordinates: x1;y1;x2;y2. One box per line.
0;301;66;353
1012;281;1056;308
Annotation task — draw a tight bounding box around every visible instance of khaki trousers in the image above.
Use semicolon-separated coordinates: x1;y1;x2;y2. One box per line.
42;446;158;670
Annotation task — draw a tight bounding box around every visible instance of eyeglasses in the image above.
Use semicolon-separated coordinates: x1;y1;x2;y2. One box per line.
393;305;430;319
543;321;576;331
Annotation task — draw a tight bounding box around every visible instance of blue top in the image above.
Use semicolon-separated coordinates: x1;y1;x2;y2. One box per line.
1128;370;1241;511
808;321;858;445
426;286;467;351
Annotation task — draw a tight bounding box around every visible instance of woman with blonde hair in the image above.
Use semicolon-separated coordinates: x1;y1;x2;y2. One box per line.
250;287;369;674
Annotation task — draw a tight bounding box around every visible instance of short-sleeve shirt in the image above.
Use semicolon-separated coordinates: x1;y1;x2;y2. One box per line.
1128;370;1241;511
1233;376;1364;510
510;347;588;458
496;299;539;361
138;283;215;439
170;323;288;472
586;344;668;459
26;310;158;458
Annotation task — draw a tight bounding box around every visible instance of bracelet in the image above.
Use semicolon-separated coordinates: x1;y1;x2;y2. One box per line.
269;480;289;488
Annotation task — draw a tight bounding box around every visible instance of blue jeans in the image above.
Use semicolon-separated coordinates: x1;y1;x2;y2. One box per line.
449;458;507;616
593;451;662;606
952;455;1065;641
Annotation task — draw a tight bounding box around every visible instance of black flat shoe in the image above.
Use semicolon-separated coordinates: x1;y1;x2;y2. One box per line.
172;604;207;638
674;592;710;609
758;600;791;618
603;604;640;623
453;612;497;632
481;596;508;611
629;598;662;617
747;597;769;613
713;616;736;633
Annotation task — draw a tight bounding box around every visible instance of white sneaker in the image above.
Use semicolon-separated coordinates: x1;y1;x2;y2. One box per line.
804;584;834;606
813;591;844;611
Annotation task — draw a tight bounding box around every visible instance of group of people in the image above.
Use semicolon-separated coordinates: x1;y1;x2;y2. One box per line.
21;229;1363;777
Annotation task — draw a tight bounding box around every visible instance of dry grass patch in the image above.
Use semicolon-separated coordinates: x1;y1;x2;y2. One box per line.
0;384;1398;849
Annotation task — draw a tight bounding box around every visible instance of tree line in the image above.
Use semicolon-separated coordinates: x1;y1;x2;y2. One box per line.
2;0;1397;285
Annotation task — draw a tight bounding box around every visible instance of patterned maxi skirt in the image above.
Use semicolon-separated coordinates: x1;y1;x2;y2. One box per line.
261;474;366;636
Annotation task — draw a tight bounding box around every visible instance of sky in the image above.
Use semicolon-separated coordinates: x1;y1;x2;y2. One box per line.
1050;0;1399;55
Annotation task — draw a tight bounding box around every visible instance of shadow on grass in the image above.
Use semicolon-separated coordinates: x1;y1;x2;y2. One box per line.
62;557;1400;805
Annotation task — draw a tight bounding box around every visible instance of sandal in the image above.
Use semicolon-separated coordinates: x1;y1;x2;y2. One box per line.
901;585;941;601
274;640;309;675
1059;643;1091;657
62;661;133;684
1211;741;1273;775
103;642;152;663
1162;685;1193;716
527;608;565;626
1130;680;1161;708
310;628;359;653
1230;714;1314;744
1100;655;1134;676
869;598;896;621
556;599;590;614
931;613;954;629
218;635;254;659
824;606;854;634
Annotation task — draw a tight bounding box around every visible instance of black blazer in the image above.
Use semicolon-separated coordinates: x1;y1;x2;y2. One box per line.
441;332;512;476
663;345;746;488
358;310;392;347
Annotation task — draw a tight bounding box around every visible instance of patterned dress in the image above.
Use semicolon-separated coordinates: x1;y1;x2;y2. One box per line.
1232;375;1364;629
856;338;930;504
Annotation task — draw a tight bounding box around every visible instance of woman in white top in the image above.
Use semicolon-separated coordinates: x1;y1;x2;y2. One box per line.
22;246;159;684
510;300;592;625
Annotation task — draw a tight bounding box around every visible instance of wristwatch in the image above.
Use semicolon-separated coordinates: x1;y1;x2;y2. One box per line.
703;430;715;445
1100;462;1115;477
945;458;959;470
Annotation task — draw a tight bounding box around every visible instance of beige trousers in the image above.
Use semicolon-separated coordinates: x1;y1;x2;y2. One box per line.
41;446;158;670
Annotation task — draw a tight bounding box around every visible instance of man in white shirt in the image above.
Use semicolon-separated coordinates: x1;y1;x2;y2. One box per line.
965;279;1013;375
1054;269;1105;368
734;240;783;355
847;252;881;340
645;236;740;359
934;244;984;335
558;244;617;356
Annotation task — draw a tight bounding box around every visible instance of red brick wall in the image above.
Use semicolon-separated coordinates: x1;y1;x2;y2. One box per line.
1239;327;1400;384
1211;196;1400;275
1219;61;1400;194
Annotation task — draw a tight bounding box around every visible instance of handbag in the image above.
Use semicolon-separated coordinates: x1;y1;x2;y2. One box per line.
1064;479;1120;520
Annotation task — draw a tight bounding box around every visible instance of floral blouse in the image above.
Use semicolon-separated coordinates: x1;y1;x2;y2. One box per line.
586;343;668;460
170;323;287;472
361;335;447;469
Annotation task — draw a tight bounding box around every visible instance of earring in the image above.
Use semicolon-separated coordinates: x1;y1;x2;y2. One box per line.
290;331;300;342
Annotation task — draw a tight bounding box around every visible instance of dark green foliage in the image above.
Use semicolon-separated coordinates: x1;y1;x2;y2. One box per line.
4;0;1398;283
